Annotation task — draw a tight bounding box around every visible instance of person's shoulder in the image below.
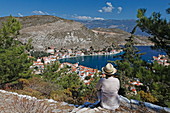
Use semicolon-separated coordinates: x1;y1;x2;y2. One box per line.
112;77;120;81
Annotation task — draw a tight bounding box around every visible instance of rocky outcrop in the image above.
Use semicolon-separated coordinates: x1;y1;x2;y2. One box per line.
72;96;170;113
0;90;169;113
0;90;74;113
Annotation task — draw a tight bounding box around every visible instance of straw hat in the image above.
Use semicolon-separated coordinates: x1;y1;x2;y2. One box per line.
102;63;117;75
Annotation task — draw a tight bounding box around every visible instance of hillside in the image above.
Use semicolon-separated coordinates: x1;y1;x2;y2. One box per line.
92;28;152;46
0;15;152;50
75;19;149;36
1;90;169;113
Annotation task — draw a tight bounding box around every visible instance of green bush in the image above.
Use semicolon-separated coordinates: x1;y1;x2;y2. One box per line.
138;91;158;103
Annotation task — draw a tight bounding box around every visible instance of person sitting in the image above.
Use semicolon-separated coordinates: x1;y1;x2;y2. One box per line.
96;63;120;110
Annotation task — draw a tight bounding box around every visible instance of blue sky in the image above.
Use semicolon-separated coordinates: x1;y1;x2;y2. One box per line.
0;0;169;20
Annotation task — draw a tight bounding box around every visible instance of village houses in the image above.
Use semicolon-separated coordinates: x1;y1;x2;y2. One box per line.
153;54;170;66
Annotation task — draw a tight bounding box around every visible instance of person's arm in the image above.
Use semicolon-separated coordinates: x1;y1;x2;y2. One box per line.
118;79;120;89
96;78;102;90
96;78;102;101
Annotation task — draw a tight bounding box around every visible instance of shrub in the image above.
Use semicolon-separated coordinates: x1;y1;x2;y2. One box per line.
18;78;30;86
28;77;61;96
138;91;158;103
15;88;45;99
50;90;68;101
128;94;142;101
84;76;91;80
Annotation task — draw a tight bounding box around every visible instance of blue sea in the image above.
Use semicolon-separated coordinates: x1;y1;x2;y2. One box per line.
59;46;166;70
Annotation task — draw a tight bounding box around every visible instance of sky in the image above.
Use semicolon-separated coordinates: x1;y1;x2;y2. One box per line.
0;0;169;20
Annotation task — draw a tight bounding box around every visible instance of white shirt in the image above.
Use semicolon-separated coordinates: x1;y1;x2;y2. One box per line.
96;76;120;110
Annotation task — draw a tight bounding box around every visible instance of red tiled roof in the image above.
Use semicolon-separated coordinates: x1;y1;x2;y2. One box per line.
88;74;93;76
132;89;136;92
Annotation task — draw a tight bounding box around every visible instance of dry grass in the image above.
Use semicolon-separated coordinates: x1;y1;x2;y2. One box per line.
0;90;74;113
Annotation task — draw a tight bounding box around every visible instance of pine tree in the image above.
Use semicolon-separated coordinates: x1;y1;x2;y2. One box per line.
110;12;170;106
166;7;170;14
0;16;33;84
114;29;147;78
0;15;21;49
136;8;170;56
150;62;170;107
136;7;170;107
111;28;155;98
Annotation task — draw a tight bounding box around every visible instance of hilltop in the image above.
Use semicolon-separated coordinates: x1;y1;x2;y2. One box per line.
0;15;152;51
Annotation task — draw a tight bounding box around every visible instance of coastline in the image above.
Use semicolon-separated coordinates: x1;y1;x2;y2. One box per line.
58;44;157;61
118;42;154;46
58;46;166;70
57;52;123;61
134;44;154;46
58;52;124;70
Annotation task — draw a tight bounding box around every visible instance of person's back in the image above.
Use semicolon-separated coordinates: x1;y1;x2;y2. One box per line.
99;77;119;93
96;63;120;110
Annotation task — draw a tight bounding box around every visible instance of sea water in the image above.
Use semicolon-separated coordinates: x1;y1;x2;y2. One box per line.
59;46;166;70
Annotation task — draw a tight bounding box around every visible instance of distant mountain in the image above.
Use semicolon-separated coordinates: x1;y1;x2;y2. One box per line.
75;19;148;36
0;15;151;50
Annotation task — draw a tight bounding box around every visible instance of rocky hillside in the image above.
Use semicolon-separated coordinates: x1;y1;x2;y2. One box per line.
0;90;169;113
75;19;149;36
0;90;74;113
0;15;152;50
92;28;152;46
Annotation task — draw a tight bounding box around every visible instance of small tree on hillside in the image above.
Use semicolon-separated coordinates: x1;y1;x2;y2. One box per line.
0;16;33;85
111;28;155;99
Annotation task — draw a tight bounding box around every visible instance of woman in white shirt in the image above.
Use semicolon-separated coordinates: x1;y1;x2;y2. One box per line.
96;63;120;110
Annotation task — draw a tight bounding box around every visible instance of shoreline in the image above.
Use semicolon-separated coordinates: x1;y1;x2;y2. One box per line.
134;44;154;46
119;44;154;47
58;45;157;61
57;52;123;61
